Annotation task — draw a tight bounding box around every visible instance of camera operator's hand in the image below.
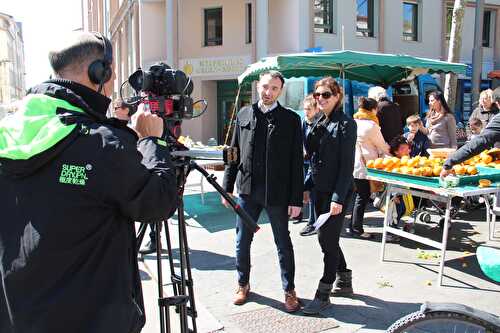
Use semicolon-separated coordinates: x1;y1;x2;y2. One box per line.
221;194;235;208
131;105;164;138
114;106;130;121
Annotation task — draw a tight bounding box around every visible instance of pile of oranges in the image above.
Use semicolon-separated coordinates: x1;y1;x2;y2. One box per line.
366;150;500;177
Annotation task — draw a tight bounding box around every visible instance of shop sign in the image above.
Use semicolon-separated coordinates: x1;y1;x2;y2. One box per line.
179;56;252;77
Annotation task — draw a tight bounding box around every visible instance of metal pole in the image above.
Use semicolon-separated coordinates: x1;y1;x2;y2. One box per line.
471;0;484;106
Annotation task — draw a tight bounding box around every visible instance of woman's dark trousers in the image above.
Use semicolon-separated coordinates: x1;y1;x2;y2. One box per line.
350;178;371;233
314;189;352;284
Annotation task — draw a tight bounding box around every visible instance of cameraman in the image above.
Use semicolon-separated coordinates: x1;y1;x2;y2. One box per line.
0;32;177;333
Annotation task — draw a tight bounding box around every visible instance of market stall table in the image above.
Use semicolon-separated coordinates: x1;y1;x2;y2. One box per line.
171;148;225;204
367;170;500;286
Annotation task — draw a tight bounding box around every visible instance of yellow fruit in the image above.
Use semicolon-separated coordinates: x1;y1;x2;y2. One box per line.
466;166;478;175
479;179;492;188
481;155;493;164
391;157;400;167
408;158;418;167
463;158;474;166
392;167;401;173
366;160;375;168
401;166;411;175
400;156;409;166
453;165;466;175
433;166;442;177
423;167;433;177
382;157;394;169
374;158;384;169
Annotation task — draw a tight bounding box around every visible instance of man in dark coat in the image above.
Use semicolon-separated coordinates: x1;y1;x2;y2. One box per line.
0;32;177;333
222;71;303;312
369;86;403;143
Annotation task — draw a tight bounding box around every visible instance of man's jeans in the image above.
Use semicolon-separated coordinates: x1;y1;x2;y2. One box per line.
235;195;295;291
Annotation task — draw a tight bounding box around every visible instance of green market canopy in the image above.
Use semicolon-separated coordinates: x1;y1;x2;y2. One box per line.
238;50;467;87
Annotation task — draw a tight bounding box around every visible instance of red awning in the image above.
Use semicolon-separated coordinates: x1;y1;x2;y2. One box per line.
487;70;500;79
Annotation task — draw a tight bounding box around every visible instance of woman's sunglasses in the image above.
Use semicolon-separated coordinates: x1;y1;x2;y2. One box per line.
313;91;335;99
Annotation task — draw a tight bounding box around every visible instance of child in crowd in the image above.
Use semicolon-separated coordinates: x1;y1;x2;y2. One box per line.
468;117;483;140
404;114;431;157
388;136;415;239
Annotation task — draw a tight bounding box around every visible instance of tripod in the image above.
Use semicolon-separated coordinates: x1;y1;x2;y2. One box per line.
136;156;259;333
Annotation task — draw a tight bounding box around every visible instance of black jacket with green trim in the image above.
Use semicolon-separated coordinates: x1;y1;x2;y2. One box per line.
0;80;177;333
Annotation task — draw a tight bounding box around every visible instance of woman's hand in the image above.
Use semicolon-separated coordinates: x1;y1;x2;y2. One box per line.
329;202;343;216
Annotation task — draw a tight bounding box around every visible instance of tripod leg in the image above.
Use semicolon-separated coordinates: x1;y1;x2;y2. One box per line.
164;220;180;298
176;201;190;333
155;221;167;333
136;222;148;253
179;205;198;333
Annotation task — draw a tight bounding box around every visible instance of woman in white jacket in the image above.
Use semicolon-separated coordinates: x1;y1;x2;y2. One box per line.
349;97;390;238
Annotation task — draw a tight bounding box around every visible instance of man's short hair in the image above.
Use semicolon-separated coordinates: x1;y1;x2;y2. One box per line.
259;70;285;88
303;93;318;108
389;135;409;156
368;86;388;101
406;114;422;125
492;87;500;103
469;117;483;128
48;32;106;77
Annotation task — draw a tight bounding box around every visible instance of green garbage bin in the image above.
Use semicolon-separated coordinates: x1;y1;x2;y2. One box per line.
477;245;500;282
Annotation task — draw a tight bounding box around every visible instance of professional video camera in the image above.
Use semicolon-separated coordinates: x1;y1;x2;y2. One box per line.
120;62;206;138
121;63;258;333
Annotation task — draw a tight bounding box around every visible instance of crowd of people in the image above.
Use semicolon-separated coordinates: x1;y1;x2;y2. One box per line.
221;70;500;315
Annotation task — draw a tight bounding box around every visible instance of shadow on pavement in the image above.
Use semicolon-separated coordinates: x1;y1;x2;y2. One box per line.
322;294;420;330
155;248;235;271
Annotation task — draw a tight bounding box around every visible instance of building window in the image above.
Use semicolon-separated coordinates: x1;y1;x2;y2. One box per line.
483;10;491;47
204;8;222;46
403;2;418;41
446;7;491;47
314;0;335;33
356;0;374;37
245;3;252;44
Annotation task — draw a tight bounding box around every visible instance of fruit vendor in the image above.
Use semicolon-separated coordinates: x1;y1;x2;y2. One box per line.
441;87;500;179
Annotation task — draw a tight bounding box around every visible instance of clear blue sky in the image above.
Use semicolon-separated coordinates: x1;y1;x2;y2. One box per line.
0;0;82;88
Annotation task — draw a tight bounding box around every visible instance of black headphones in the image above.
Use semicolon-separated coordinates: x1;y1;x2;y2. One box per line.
88;32;113;91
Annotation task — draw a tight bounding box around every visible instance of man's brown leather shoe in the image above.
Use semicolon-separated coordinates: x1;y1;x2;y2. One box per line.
233;284;250;305
284;290;301;312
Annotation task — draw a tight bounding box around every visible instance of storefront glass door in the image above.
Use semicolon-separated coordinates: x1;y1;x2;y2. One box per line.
217;80;251;144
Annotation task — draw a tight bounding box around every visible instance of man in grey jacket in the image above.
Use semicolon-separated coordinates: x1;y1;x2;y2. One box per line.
441;87;500;178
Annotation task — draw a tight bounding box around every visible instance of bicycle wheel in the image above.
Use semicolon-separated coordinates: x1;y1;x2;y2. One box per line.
386;310;499;333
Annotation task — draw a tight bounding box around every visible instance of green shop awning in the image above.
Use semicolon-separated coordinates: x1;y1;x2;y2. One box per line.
238;50;467;87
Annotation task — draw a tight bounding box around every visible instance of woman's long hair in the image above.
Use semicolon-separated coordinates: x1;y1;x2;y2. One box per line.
314;77;343;113
427;91;452;117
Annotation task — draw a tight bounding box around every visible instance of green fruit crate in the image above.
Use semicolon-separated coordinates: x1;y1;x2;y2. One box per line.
367;166;500;188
